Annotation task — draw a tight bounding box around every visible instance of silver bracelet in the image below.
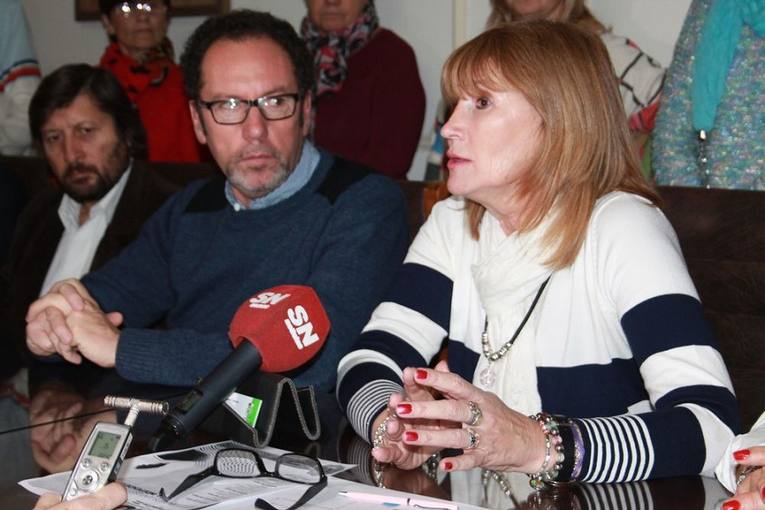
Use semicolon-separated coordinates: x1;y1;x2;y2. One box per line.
372;412;395;448
371;413;396;488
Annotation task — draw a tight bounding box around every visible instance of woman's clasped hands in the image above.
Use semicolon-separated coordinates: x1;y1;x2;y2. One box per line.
371;361;546;474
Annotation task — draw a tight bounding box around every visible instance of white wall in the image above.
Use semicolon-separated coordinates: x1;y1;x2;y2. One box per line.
21;0;692;180
589;0;691;67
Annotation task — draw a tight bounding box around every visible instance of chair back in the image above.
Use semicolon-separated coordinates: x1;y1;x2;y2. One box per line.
659;185;765;430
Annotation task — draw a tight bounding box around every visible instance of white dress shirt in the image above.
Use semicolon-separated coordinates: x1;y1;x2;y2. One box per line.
39;167;131;296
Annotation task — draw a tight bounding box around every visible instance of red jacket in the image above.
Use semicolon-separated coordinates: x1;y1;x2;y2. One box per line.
99;43;203;163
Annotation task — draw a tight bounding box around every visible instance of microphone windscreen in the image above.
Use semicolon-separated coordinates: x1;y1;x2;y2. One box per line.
228;285;330;372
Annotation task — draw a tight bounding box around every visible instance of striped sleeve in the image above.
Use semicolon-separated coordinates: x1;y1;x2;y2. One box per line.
574;293;739;482
337;263;454;441
337;201;458;442
576;196;740;482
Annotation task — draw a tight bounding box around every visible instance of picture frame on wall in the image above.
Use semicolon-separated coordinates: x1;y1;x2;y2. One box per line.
75;0;230;21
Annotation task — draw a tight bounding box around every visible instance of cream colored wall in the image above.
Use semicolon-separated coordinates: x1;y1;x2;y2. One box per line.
590;0;691;66
21;0;692;180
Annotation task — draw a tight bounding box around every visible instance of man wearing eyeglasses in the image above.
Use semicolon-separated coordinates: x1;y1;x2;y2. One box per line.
25;10;408;393
97;0;203;162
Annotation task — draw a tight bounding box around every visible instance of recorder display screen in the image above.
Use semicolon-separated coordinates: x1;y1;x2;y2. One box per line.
88;431;121;459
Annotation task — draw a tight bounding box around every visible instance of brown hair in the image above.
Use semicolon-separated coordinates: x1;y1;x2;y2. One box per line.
441;21;658;269
487;0;605;33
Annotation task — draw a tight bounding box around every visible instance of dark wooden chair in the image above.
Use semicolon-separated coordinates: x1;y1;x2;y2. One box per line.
659;186;765;430
398;180;450;244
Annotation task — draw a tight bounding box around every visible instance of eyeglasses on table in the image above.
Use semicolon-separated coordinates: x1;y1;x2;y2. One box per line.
168;448;326;510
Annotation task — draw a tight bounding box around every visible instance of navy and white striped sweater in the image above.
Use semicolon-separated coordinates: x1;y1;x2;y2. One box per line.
337;192;739;482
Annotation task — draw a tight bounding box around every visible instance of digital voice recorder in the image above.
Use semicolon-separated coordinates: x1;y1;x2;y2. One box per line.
62;396;168;501
62;422;132;501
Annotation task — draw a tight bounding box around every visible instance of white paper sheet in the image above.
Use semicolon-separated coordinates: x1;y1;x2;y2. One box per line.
20;440;354;510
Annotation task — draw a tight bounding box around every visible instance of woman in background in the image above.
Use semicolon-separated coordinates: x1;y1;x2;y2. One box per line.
99;0;202;162
302;0;425;179
426;0;664;180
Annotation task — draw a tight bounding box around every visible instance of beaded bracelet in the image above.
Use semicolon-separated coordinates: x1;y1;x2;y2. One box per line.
528;412;565;490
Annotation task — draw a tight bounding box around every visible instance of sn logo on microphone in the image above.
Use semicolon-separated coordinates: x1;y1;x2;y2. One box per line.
248;292;291;309
284;306;320;350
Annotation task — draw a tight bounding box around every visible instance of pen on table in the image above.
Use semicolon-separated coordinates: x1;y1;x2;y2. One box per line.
338;490;459;510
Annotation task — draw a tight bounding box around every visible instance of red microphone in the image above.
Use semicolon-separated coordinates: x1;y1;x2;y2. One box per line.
229;285;330;372
148;285;330;451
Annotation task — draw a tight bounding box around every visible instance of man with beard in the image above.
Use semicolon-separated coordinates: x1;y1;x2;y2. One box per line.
24;11;408;392
0;64;175;379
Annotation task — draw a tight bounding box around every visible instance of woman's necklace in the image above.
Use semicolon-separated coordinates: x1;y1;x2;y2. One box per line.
479;276;551;388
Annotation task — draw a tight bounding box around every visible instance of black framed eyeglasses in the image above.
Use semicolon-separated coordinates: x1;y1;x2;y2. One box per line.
114;1;167;17
197;94;301;124
168;448;326;510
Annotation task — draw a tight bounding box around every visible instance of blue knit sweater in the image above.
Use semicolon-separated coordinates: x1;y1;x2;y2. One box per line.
82;152;408;391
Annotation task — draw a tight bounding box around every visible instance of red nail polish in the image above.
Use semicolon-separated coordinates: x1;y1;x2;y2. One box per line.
405;431;418;441
444;461;453;470
723;500;741;510
734;449;751;461
397;403;412;415
416;369;428;380
761;486;765;500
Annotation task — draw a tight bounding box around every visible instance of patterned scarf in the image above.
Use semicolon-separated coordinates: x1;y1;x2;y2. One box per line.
692;0;765;132
301;1;379;97
99;38;175;102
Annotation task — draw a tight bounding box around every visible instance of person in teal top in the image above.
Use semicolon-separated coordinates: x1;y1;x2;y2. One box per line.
653;0;765;190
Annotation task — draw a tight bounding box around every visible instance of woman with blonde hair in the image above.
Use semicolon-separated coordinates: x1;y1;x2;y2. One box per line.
338;21;738;490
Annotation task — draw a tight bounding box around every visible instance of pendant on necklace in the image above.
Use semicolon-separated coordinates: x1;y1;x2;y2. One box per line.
480;364;496;387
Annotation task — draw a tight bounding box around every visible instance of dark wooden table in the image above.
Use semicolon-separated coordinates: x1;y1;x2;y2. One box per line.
0;364;732;509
